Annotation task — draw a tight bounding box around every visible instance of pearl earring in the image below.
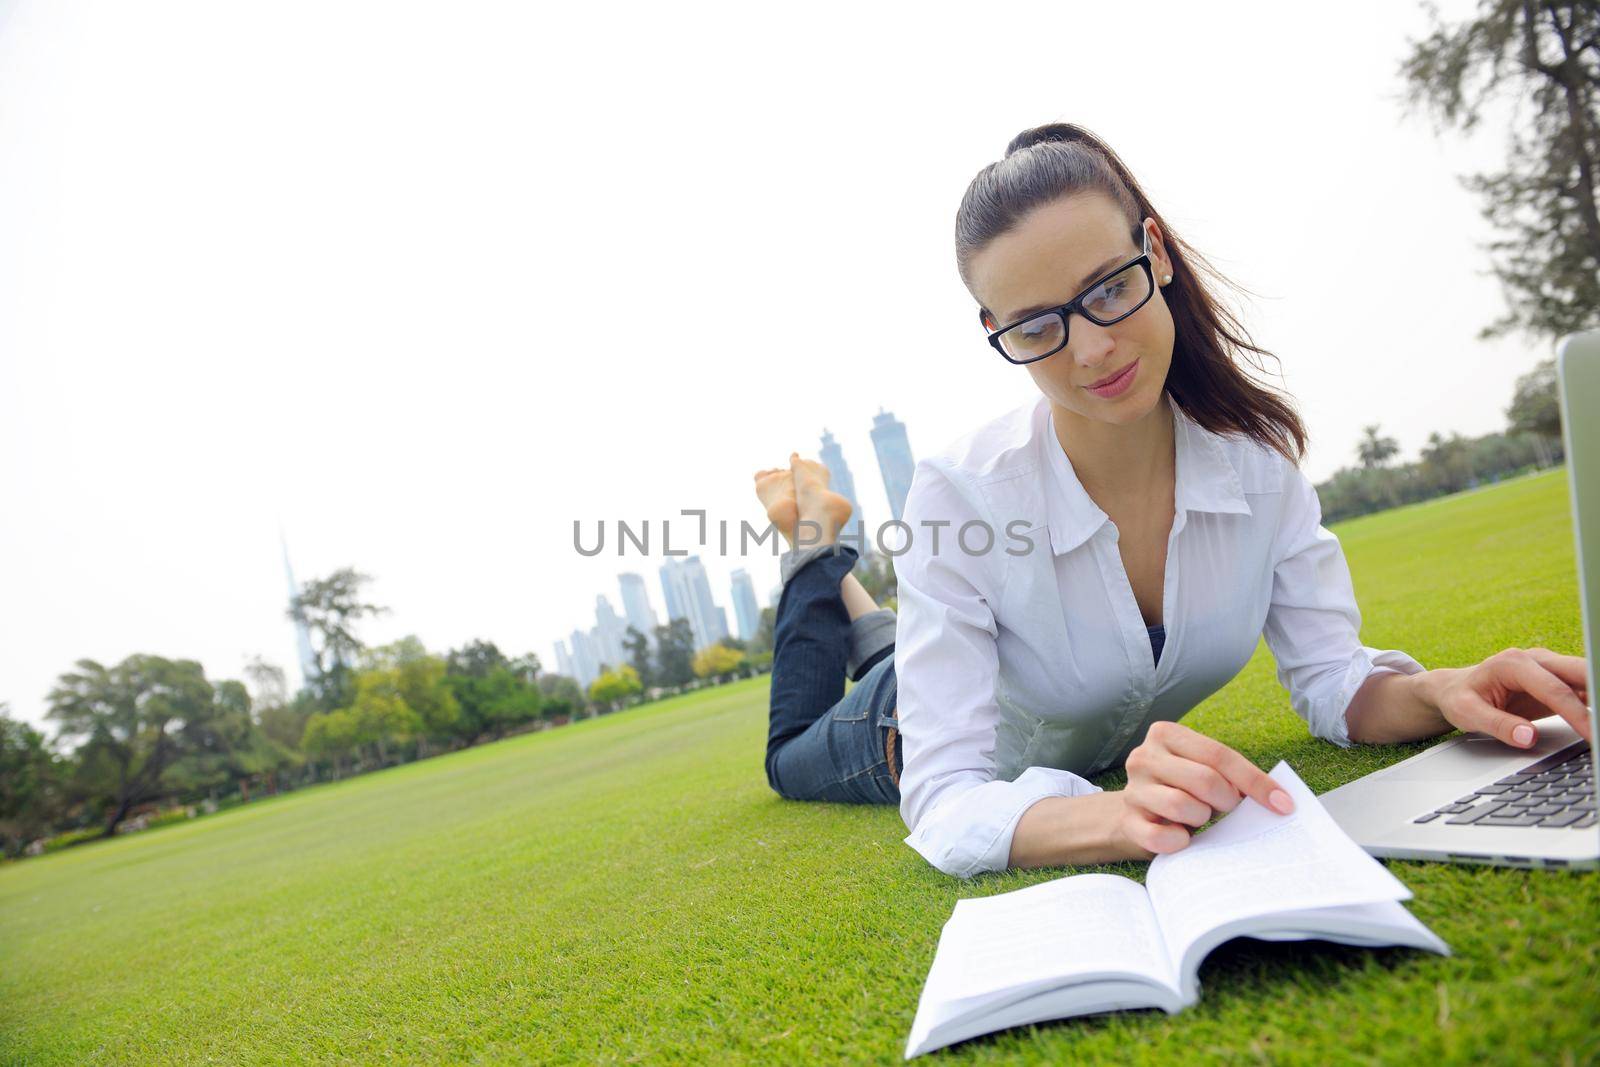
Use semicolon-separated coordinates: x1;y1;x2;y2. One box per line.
1161;273;1172;285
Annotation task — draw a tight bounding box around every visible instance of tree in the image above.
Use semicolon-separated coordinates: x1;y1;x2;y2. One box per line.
47;655;216;835
341;669;420;766
692;644;745;682
1357;424;1401;469
289;568;387;710
588;665;643;712
445;639;508;679
244;659;308;791
0;706;65;857
481;673;544;736
1400;1;1600;341
623;625;654;688
506;652;542;685
369;637;460;756
536;674;583;724
857;552;899;607
301;709;358;778
444;640;544;742
1419;430;1476;494
1507;358;1562;436
747;606;777;658
166;678;288;804
652;618;696;688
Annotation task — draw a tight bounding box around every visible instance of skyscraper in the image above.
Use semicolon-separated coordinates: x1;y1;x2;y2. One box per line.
685;556;729;648
569;628;600;689
659;559;687;627
594;594;628;669
660;556;729;650
554;638;575;680
280;534;318;691
730;568;760;641
871;407;915;523
618;572;660;646
819;429;868;556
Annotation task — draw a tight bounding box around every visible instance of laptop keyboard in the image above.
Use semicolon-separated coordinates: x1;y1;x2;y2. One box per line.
1411;743;1597;829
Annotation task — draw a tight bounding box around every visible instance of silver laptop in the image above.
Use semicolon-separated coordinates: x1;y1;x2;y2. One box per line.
1318;329;1600;870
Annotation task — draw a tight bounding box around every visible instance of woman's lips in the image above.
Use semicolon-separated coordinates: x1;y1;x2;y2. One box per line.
1086;358;1139;399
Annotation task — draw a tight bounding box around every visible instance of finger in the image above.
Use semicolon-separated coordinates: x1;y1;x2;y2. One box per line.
1501;654;1593;740
1443;688;1541;748
1126;811;1192;855
1159;722;1293;814
1522;650;1593;736
1129;781;1213;828
1524;648;1589;691
1151;753;1243;814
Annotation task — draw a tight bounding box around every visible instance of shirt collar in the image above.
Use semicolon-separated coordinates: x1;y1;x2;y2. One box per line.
1040;393;1251;556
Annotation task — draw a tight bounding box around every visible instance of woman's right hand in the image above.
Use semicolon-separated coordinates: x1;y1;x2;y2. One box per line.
1114;720;1295;856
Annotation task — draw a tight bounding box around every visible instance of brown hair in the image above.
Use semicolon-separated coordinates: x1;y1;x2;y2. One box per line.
955;122;1307;464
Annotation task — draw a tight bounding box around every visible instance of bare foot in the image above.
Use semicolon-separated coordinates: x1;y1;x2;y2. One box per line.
789;452;853;548
753;467;799;547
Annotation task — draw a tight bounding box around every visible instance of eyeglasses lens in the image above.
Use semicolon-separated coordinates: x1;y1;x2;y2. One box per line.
998;315;1066;363
1081;264;1150;321
997;262;1152;363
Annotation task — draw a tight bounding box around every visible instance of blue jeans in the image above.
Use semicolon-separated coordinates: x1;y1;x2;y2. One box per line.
764;544;902;804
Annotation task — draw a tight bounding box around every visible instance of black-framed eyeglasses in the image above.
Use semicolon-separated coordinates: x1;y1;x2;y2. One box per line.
980;229;1156;365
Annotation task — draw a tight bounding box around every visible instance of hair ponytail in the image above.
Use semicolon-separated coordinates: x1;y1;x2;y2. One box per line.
956;122;1307;464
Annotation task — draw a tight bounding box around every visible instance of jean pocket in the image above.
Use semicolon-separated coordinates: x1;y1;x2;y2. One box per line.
832;694;871;722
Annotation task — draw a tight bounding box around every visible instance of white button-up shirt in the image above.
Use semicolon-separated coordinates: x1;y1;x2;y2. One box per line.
892;392;1424;879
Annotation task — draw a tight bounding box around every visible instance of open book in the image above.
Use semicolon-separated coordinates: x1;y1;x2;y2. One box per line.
904;761;1450;1059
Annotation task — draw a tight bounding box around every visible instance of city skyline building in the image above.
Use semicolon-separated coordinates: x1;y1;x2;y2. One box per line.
618;571;660;646
280;533;318;691
594;594;628;670
550;413;913;686
819;428;868;557
730;568;759;641
568;627;600;689
870;407;915;523
660;555;729;650
659;559;687;630
684;555;729;649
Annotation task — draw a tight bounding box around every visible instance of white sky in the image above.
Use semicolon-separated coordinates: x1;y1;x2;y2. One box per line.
0;0;1548;728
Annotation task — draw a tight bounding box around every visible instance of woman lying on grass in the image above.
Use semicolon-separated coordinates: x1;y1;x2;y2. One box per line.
754;122;1592;880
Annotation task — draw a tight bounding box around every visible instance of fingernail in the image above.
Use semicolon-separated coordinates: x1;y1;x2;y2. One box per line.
1513;724;1535;746
1269;789;1293;814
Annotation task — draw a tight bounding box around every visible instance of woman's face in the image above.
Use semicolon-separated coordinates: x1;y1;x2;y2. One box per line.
966;191;1176;429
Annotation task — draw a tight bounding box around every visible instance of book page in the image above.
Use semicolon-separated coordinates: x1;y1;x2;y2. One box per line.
940;873;1172;997
1242;898;1450;955
1143;761;1412;976
908;872;1174;1046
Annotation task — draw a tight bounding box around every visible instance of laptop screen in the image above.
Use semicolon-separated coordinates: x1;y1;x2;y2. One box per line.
1556;330;1600;773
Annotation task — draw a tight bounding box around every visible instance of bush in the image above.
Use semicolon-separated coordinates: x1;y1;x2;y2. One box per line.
40;826;104;854
145;806;196;830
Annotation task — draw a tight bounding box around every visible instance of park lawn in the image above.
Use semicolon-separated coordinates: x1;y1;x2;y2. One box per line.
2;469;1597;1066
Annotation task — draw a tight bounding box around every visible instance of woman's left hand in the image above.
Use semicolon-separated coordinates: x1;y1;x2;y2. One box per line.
1418;646;1592;748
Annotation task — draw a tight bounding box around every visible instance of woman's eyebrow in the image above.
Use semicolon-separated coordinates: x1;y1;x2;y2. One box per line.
1003;250;1128;322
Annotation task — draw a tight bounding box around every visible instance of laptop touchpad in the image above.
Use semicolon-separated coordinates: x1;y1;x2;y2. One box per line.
1384;737;1519;781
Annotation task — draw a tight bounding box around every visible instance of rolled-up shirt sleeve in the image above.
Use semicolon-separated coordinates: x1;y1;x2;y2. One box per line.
895;459;1101;879
1262;462;1425;747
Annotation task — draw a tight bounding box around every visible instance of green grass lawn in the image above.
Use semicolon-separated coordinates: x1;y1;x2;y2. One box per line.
2;469;1597;1065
